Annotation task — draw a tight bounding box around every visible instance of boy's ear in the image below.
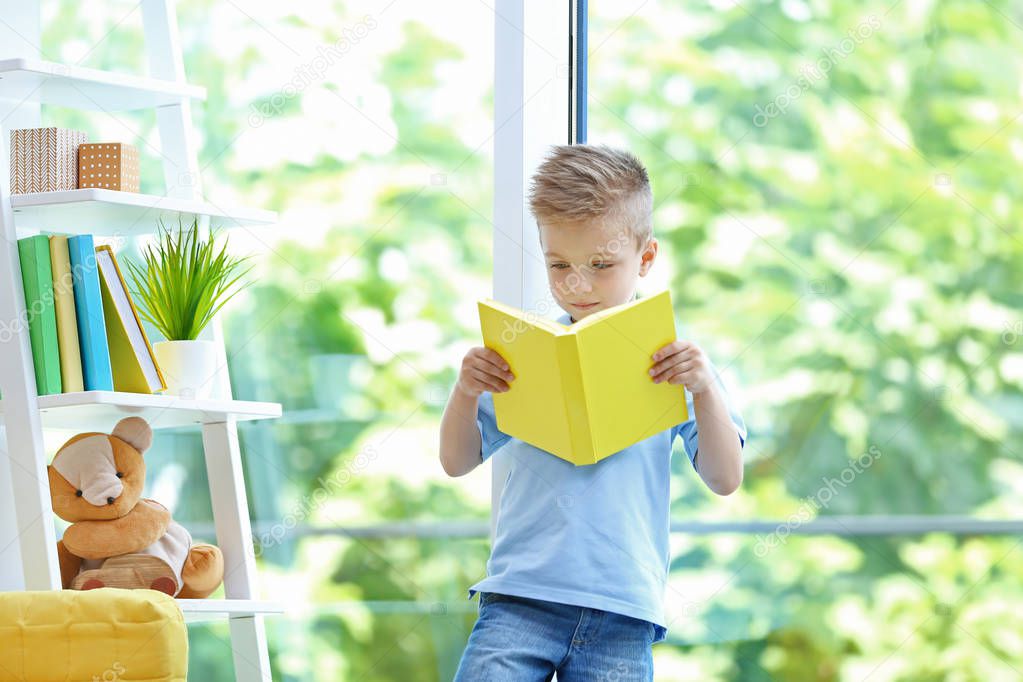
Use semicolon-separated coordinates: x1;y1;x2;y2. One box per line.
638;238;657;275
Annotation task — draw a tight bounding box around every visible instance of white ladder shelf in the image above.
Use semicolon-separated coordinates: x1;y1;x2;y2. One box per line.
0;2;280;680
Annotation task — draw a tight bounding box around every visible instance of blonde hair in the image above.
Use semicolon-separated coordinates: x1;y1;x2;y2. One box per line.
528;144;653;249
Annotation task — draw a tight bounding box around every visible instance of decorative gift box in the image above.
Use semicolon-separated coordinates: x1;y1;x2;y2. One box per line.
78;142;140;192
9;127;89;194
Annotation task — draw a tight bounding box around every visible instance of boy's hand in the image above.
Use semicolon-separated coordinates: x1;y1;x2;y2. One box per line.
456;346;516;397
649;340;714;394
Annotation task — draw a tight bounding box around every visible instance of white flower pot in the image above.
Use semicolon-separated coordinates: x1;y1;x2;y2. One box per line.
153;340;219;400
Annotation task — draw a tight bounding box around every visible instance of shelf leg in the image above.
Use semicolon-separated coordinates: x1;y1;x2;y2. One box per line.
0;103;61;592
229;615;273;682
0;427;24;590
202;417;272;680
144;3;272;678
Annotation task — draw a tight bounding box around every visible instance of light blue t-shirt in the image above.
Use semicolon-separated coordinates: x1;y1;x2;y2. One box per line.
468;311;747;640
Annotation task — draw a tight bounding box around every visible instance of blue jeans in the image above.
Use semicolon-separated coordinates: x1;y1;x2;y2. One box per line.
454;591;656;681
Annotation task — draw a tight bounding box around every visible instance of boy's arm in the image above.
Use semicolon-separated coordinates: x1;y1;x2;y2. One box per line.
691;384;744;496
439;346;515;477
650;339;744;496
439;385;484;477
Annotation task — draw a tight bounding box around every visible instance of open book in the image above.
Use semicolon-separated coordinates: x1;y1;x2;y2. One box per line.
96;246;166;394
478;290;688;465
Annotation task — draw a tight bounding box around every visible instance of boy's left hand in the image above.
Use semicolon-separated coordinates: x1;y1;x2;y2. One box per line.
649;340;714;394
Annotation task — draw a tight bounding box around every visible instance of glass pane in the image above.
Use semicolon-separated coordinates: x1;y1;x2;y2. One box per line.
42;0;494;675
47;1;494;534
588;0;1023;518
181;533;1022;680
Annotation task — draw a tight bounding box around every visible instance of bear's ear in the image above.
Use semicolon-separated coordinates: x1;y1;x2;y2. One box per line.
111;417;153;454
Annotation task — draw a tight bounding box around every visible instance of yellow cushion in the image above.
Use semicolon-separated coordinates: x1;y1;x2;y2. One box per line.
0;588;187;681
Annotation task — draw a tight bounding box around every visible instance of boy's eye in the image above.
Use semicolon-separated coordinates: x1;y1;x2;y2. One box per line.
549;262;613;271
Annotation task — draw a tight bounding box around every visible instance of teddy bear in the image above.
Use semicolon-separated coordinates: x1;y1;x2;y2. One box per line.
47;416;224;598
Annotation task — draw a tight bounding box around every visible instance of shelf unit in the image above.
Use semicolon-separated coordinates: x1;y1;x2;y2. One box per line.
178;598;284;625
1;391;282;431
0;3;280;680
10;188;277;234
0;57;206;110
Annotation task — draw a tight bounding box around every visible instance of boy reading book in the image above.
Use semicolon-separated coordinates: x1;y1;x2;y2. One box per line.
440;144;746;681
477;289;686;466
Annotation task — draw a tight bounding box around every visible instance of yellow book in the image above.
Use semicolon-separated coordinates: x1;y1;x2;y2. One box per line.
95;245;166;394
48;235;85;392
478;290;688;465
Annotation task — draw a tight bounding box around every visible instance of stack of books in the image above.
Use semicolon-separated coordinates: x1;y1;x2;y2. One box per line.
16;234;165;396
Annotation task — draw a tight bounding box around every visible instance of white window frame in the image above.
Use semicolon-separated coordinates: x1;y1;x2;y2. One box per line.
491;0;572;534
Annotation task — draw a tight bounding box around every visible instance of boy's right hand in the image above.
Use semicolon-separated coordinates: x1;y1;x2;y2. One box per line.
456;347;515;397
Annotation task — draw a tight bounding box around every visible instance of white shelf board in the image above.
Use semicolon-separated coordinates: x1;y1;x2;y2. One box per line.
0;391;282;431
0;58;205;111
11;188;277;234
177;598;284;624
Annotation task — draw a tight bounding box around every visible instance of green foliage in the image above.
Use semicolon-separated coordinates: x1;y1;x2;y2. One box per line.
42;0;1023;679
126;219;251;341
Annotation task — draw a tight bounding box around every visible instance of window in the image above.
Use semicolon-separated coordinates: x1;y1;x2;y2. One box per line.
585;1;1023;677
34;1;1023;678
45;2;498;678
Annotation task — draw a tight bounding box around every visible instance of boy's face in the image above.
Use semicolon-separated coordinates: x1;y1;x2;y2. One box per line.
539;218;657;322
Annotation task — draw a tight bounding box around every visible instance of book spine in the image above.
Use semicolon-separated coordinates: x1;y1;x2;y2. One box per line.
17;235;62;395
49;235;85;392
68;235;114;391
556;334;595;464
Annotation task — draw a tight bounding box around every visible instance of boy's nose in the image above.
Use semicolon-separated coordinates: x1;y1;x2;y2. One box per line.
572;267;593;292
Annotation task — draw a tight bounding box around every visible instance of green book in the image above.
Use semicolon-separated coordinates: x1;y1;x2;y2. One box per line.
17;235;62;395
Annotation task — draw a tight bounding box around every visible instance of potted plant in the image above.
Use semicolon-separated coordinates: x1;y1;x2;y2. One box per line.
126;218;250;399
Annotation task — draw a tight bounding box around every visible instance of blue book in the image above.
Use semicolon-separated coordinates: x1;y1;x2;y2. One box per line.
68;235;114;391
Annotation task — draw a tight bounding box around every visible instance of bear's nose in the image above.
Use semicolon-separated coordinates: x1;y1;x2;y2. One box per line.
78;475;124;507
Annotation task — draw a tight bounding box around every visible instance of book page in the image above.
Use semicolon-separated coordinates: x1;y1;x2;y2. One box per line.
573;290;688;460
97;248;163;392
478;301;573;458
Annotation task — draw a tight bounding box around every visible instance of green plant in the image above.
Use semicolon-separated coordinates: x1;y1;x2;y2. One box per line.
127;218;251;341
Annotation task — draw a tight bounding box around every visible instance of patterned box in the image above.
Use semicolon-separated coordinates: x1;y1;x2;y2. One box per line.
9;127;88;193
78;142;140;192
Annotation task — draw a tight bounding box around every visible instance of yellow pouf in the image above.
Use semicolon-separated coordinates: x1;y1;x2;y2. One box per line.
0;588;187;681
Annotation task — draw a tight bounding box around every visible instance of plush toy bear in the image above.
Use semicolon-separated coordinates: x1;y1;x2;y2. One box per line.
47;416;224;598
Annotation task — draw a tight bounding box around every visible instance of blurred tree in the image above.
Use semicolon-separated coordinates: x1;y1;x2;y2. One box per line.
39;0;1023;678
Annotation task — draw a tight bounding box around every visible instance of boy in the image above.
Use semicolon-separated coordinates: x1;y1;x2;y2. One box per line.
440;144;746;681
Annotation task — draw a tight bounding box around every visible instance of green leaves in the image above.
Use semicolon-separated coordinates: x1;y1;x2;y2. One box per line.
126;218;251;341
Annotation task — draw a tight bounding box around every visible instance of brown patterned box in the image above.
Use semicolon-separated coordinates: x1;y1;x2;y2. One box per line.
10;127;89;193
77;142;140;192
